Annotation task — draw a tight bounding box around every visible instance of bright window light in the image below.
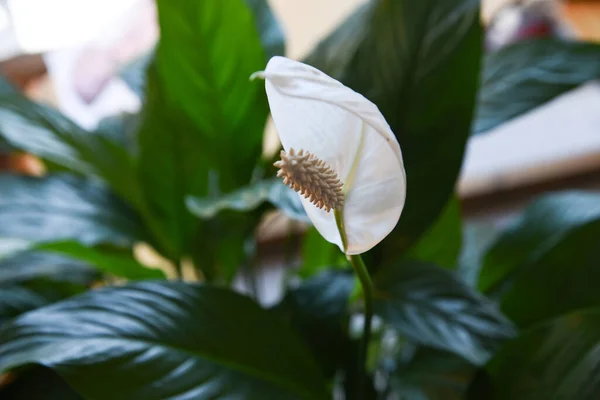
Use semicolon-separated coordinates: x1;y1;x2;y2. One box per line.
7;0;139;53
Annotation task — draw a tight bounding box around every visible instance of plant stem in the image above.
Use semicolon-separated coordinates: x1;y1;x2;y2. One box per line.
349;253;374;395
334;209;374;397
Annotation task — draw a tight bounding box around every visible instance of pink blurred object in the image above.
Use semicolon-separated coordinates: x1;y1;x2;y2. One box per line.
73;47;118;104
72;0;157;105
485;1;573;52
45;0;158;128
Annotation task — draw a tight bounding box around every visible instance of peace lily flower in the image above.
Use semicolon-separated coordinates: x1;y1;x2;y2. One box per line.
252;56;406;255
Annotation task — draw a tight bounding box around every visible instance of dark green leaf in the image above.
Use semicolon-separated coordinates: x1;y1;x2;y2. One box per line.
0;366;82;400
0;77;19;153
138;0;273;258
306;0;482;257
501;221;600;329
0;251;96;285
196;215;262;283
186;179;308;222
281;269;354;322
0;279;87;325
475;39;600;134
95;112;140;152
186;179;275;218
186;181;273;282
0;97;88;171
120;52;153;99
468;309;600;400
0;74;17;95
373;261;515;365
478;192;600;295
405;197;462;269
0;285;48;324
0;174;144;247
277;270;355;379
0;138;10;154
37;241;165;280
246;0;285;60
458;221;502;288
186;178;307;280
0;281;329;400
0;239;158;288
393;347;475;400
0;96;141;206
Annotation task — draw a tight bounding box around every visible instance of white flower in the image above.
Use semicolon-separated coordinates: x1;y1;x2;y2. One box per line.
253;56;406;255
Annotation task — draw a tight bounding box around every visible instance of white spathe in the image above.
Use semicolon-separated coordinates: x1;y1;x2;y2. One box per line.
256;56;406;255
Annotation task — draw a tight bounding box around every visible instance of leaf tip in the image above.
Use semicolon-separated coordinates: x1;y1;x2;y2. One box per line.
249;71;266;81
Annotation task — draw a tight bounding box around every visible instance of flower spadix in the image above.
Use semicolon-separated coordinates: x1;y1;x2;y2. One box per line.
253;56;406;255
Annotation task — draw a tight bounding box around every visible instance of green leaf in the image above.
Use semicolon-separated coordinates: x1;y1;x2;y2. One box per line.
0;366;82;400
138;0;275;259
118;1;283;141
405;197;462;269
278;271;354;371
246;0;285;60
458;221;501;288
0;239;159;286
0;279;87;325
276;270;360;389
475;39;600;135
186;179;274;218
37;241;165;280
0;96;141;206
0;285;48;324
0;281;329;400
0;96;88;171
186;180;268;281
281;270;353;322
0;251;96;285
0;74;17;95
186;179;308;222
0;138;10;154
500;221;600;329
0;174;144;247
393;347;475;400
478;192;600;295
468;310;600;399
186;178;308;281
0;248;98;324
373;261;515;365
0;76;16;153
306;0;482;256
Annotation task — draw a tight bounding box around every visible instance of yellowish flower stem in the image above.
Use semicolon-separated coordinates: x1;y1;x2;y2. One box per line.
334;208;374;396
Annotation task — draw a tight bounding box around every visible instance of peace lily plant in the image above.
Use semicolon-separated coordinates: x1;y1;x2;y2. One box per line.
252;56;407;390
3;0;598;397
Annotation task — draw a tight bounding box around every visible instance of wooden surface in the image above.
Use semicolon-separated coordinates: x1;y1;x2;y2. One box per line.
560;1;600;41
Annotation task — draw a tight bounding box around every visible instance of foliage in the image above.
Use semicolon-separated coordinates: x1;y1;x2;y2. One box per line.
474;39;600;134
1;0;600;398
